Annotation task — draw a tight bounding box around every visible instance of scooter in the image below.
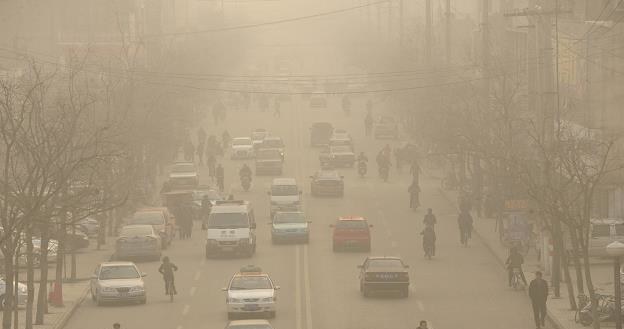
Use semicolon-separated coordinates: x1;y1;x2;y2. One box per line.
358;161;367;178
241;174;251;192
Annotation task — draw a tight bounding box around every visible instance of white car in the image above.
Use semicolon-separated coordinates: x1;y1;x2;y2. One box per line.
231;137;254;159
0;278;27;310
225;320;274;329
223;266;280;319
90;262;147;306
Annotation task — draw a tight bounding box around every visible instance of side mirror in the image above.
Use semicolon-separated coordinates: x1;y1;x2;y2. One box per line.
274;286;281;290
141;272;147;277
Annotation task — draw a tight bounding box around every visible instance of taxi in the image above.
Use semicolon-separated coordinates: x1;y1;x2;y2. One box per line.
222;266;280;319
330;216;372;252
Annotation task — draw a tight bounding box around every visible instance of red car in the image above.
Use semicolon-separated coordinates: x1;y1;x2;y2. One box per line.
330;216;372;252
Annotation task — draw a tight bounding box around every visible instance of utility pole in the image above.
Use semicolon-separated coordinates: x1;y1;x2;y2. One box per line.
445;0;451;64
425;0;432;65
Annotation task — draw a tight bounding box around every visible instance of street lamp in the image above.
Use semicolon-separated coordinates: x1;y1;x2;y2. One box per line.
606;241;624;329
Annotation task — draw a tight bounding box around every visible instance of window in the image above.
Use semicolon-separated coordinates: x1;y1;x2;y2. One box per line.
99;266;140;280
336;220;367;229
230;276;272;290
274;212;305;224
271;185;298;196
208;213;249;229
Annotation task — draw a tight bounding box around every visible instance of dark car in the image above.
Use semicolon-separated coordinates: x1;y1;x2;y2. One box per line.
331;216;372;251
255;148;284;175
50;229;89;251
114;225;162;261
310;122;333;146
310;170;344;197
358;257;409;297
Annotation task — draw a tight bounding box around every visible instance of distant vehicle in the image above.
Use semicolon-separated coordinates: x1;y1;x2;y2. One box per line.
328;145;356;167
114;225;162;261
374;116;399;139
358;256;409;297
222;265;280;319
329;131;354;150
76;217;100;238
90;261;147;306
252;129;269;150
260;136;285;159
226;320;274;329
127;208;176;248
192;186;223;214
588;218;624;258
168;162;199;189
331;216;372;252
255;148;284;176
0;278;27;310
231;137;255;159
268;178;302;217
205;200;256;258
309;122;333;146
271;211;310;244
310;170;344;197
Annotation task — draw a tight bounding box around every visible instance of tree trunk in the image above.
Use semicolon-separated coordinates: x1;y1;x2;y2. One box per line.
569;226;584;295
35;225;49;324
54;220;66;306
552;216;562;297
582;248;601;329
12;251;19;329
561;243;577;310
25;225;35;329
2;242;15;329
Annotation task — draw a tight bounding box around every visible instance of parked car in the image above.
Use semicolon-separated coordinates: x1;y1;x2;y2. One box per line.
358;256;409;297
310;170;344;197
90;261;147;306
76;217;100;238
0;278;27;310
114;225;162;261
309;122;333;146
331;216;372;251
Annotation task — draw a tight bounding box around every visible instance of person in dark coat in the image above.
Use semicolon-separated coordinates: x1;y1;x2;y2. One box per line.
529;271;549;329
408;180;420;210
457;211;473;246
421;226;436;258
216;164;225;192
423;208;437;228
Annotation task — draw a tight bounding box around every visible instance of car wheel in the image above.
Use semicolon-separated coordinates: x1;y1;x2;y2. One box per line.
268;311;276;319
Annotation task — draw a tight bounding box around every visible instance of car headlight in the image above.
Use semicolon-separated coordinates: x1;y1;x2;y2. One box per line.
101;287;116;292
229;297;242;303
129;286;144;293
262;297;273;302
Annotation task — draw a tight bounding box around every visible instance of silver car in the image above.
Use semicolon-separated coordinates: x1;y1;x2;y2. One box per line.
114;225;162;261
90;262;146;306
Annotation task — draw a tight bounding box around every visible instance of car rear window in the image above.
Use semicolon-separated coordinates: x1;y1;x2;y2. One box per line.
99;265;140;280
230;276;272;290
233;138;252;146
271;185;298;196
208;213;249;229
121;225;154;236
336;220;368;229
592;224;611;237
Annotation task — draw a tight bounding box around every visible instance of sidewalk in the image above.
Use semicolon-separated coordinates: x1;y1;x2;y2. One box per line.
435;183;587;329
9;241;113;329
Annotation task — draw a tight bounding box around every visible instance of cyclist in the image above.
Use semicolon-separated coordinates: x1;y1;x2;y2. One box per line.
423;208;437;228
158;256;178;295
505;247;527;286
364;110;373;136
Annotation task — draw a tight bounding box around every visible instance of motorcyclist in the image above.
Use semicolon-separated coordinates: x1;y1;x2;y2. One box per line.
506;247;527;286
158;256;178;295
239;164;252;179
421;226;436;258
357;152;368;163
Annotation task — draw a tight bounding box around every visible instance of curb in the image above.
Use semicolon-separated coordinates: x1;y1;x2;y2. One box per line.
51;285;90;329
436;187;566;329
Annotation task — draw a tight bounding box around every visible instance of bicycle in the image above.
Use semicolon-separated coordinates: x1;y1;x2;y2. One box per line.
166;280;175;302
510;268;525;290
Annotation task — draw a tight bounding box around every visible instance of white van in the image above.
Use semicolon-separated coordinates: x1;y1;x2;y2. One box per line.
268;178;302;217
588;218;624;257
205;200;256;258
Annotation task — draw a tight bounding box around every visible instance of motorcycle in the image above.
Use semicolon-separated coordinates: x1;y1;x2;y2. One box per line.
240;174;251;192
357;161;367;178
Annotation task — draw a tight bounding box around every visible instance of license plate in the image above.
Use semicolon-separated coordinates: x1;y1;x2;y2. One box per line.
222;247;233;252
244;304;259;311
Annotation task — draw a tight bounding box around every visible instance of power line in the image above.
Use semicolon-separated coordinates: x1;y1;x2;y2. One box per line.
572;0;623;45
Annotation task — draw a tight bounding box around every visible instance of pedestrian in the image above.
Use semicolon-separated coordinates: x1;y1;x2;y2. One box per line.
197;141;205;165
216;163;225;192
421;226;436;258
416;320;428;329
410;159;421;184
197;127;206;147
273;98;281;118
206;151;216;178
457;210;473;246
408;179;420;210
423;208;437;228
529;271;549;329
113;323;121;329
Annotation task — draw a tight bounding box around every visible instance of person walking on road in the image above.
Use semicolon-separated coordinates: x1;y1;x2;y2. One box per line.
216;163;225;192
421;226;436;258
457;210;473;246
273;98;281;118
423;208;437;228
529;271;548;329
408;179;420;210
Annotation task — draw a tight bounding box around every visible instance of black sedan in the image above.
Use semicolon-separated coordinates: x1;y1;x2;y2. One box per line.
358;256;410;298
310;170;344;197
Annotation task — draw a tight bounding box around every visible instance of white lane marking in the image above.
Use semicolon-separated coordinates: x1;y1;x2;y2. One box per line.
417;300;425;312
189;287;197;297
194;271;201;281
295;246;302;329
303;244;313;329
182;304;190;316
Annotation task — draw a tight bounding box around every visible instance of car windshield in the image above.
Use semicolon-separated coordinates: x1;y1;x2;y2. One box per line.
171;164;194;173
331;146;351;153
257;150;281;159
233;138;251;146
263;139;283;147
129;212;164;225
367;259;404;268
99;265;140;280
230;276;272;290
208;213;249;228
274;212;305;224
335;220;367;229
271;185;298;196
120;226;153;236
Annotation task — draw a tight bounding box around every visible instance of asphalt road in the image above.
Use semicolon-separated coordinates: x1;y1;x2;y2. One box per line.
64;99;539;329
